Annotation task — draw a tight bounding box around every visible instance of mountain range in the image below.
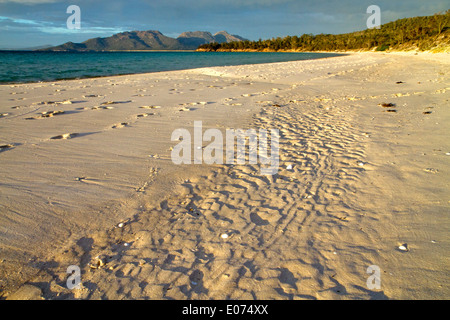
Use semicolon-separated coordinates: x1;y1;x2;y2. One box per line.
41;30;247;51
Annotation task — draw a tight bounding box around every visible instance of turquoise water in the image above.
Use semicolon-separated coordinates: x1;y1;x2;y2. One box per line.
0;51;342;84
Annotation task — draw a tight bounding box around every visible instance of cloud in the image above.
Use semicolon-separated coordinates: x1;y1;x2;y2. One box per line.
0;15;126;35
0;16;39;24
38;26;127;35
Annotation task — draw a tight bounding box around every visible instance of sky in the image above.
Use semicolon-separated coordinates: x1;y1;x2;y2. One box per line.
0;0;448;49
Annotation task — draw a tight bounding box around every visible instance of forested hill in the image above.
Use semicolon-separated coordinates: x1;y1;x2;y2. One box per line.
198;11;450;52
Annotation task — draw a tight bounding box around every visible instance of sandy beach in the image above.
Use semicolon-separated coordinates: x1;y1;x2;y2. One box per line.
0;52;449;300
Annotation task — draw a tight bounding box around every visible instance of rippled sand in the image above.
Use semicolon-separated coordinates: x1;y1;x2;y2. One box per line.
1;52;449;299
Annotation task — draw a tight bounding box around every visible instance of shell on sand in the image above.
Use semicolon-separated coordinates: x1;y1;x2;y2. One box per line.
89;257;105;269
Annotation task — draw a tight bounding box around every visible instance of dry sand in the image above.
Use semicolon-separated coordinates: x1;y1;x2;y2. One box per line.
0;52;449;300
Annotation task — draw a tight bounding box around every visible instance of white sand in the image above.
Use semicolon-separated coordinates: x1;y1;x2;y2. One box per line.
0;52;449;299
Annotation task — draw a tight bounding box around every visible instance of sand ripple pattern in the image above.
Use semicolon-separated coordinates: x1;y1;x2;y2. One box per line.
33;96;382;300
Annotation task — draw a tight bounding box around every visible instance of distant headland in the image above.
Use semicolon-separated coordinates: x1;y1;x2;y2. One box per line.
39;30;247;52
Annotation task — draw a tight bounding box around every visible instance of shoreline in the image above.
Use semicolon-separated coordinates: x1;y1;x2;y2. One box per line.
1;52;449;299
3;50;447;86
0;51;342;86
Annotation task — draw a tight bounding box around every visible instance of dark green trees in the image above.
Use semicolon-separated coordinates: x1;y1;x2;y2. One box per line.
198;10;449;52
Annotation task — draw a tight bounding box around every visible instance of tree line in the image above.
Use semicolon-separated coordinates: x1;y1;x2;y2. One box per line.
198;10;449;52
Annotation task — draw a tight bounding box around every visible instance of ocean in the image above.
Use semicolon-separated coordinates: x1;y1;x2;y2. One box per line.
0;51;342;84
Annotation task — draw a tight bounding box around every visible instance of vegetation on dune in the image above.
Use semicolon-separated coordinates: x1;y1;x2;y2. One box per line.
198;10;450;52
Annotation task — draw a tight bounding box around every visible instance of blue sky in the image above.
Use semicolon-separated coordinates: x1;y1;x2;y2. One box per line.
0;0;448;49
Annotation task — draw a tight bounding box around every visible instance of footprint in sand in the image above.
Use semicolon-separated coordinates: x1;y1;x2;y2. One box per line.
379;102;397;113
179;107;194;112
75;177;104;185
91;106;114;110
51;133;79;140
133;94;154;97
136;113;155;118
41;110;65;116
34;100;73;106
0;144;14;151
112;122;129;129
101;100;132;105
25;110;65;120
140;106;161;109
433;88;447;94
379;102;396;108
